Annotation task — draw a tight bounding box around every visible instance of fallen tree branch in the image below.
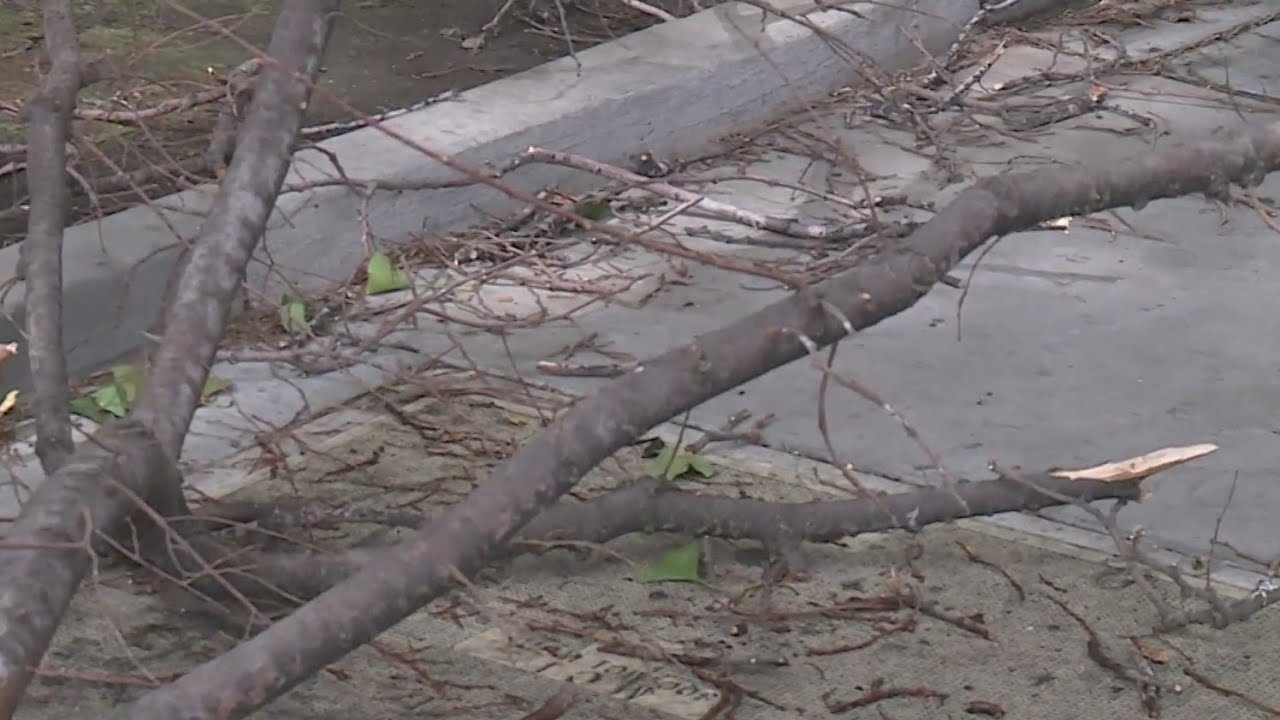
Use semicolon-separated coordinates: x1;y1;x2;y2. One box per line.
117;117;1280;718
159;464;1154;608
0;2;339;715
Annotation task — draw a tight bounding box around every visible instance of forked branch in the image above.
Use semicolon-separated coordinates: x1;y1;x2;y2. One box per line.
0;2;340;716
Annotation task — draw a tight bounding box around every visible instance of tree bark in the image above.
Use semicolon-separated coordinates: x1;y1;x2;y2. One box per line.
20;0;81;474
0;3;339;717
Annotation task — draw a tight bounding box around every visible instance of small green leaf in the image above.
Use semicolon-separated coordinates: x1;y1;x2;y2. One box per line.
279;297;310;334
648;446;693;479
90;382;129;418
69;396;106;421
647;447;715;480
634;540;702;584
201;375;231;403
574;200;612;221
365;252;411;295
687;454;717;478
646;446;675;476
110;364;144;406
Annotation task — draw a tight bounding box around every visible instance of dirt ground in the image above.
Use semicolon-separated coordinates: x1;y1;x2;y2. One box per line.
14;392;1280;720
0;0;712;244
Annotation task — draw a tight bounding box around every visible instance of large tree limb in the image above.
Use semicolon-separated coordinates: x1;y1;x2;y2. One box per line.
169;469;1149;610
117;119;1280;717
0;3;338;717
19;0;82;473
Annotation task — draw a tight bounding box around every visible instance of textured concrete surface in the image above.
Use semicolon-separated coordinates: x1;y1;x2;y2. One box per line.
15;396;1280;720
0;0;1019;393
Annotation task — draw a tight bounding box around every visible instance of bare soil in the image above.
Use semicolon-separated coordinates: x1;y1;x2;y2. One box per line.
0;0;714;244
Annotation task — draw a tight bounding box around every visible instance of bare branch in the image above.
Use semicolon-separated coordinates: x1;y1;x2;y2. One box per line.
136;1;338;458
117;119;1280;718
177;470;1147;606
20;0;82;473
0;1;338;714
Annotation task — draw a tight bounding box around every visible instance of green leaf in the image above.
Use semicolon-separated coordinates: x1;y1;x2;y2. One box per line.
647;446;693;479
647;447;715;480
687;453;717;478
201;375;231;404
75;365;230;419
365;252;411;295
110;364;144;406
634;540;702;584
89;382;129;418
279;297;310;334
574;200;612;221
69;396;107;421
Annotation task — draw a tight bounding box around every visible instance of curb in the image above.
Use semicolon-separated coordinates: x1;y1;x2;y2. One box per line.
0;0;1074;393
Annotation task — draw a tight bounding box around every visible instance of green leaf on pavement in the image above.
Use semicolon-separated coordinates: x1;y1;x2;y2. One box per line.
647;446;716;480
687;453;717;478
279;296;310;334
110;364;144;406
647;445;688;479
69;396;107;421
365;252;411;295
634;540;702;584
72;364;231;418
201;374;232;403
89;382;129;418
574;200;612;221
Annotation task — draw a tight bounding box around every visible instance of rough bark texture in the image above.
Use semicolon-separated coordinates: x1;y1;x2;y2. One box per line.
116;122;1280;719
135;2;338;459
0;420;175;719
0;3;338;717
182;472;1145;603
20;0;81;474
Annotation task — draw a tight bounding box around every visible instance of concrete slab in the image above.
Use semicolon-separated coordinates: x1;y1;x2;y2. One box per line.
0;0;1043;393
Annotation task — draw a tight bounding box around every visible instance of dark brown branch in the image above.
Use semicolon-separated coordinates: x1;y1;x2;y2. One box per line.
20;0;81;474
0;2;339;715
119;121;1280;719
160;471;1144;607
